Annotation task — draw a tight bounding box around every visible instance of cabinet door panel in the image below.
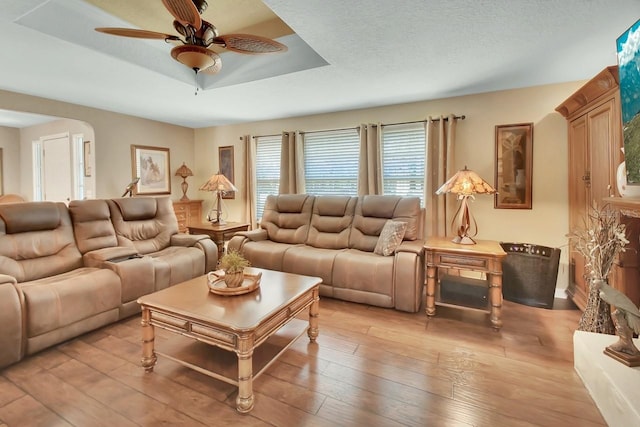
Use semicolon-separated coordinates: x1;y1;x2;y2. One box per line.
588;99;617;206
568;115;588;308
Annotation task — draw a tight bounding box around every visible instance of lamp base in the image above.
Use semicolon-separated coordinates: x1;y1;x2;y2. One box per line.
207;212;226;225
452;235;476;245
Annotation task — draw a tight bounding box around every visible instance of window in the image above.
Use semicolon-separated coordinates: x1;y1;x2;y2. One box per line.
303;129;359;195
255;135;281;221
382;123;426;205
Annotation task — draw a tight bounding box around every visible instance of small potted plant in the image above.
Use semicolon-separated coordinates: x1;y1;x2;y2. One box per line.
217;250;250;288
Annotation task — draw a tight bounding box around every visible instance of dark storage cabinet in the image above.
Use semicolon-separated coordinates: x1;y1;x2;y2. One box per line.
500;242;561;309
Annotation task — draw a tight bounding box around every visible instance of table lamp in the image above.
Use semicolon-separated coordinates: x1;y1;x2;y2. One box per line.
175;162;194;201
436;166;496;244
199;172;238;224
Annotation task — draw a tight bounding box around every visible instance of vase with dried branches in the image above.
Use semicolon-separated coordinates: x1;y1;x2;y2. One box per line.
567;203;629;334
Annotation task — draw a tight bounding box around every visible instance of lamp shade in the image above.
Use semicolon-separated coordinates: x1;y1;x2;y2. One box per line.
199;172;237;225
436;166;496;197
175;162;193;178
199;172;238;192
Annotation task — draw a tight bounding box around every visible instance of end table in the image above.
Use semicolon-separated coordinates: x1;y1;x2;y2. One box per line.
424;236;507;330
188;222;250;259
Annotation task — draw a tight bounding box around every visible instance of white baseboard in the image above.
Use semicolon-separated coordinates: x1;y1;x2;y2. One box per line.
554;287;568;299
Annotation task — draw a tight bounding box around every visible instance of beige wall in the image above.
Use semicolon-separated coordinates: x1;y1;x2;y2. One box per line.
0;126;20;195
2;81;586;290
0;90;195;200
195;80;585;290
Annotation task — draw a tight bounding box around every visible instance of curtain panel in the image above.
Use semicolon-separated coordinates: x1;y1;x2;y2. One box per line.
425;114;457;237
357;123;382;195
278;131;305;194
243;134;257;229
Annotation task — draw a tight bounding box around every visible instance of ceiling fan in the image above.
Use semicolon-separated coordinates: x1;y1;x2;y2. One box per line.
95;0;287;78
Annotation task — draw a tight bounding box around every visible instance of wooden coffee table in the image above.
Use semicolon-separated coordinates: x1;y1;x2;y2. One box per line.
137;267;321;413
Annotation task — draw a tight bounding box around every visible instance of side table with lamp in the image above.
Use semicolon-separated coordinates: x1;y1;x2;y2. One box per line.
425;166;507;330
196;171;248;258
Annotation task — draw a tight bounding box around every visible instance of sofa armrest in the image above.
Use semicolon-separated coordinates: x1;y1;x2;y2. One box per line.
0;277;24;368
393;242;425;313
396;240;425;256
169;233;218;271
228;229;268;255
83;247;140;268
193;238;219;273
236;229;268;241
170;233;210;247
0;274;17;285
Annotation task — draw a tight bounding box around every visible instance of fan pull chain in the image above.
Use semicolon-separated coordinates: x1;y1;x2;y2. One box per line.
194;69;200;96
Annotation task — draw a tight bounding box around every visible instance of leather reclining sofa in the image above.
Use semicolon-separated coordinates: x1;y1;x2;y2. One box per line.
0;196;217;369
228;194;425;313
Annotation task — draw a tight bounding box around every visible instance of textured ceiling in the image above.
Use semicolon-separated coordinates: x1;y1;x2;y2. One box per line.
0;0;639;128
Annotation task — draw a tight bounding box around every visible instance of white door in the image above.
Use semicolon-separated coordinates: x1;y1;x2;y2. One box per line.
42;135;72;203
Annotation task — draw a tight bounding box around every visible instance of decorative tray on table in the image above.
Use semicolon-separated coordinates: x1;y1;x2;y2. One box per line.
207;270;262;296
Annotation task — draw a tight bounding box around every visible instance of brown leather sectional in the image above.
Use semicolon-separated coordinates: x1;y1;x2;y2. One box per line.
228;194;425;313
0;196;217;369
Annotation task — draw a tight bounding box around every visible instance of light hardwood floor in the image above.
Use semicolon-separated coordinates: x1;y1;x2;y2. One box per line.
0;297;605;426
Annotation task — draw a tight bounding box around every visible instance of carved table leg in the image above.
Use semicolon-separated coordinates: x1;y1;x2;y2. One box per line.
489;271;503;331
308;288;320;342
426;264;437;317
140;307;157;372
236;335;255;413
213;232;225;259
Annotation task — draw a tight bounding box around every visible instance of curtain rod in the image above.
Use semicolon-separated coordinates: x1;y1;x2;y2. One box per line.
251;114;466;139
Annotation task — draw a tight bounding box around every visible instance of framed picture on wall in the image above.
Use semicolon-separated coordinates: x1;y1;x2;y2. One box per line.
218;145;235;199
494;123;533;209
130;145;171;195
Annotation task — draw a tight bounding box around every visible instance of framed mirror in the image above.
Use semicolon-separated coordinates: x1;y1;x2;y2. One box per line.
494;123;533;209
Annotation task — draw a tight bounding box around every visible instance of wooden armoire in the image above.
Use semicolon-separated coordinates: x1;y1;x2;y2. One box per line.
556;66;624;310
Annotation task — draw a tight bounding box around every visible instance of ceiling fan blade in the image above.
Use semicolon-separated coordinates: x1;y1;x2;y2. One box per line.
162;0;202;30
215;34;288;54
96;27;180;41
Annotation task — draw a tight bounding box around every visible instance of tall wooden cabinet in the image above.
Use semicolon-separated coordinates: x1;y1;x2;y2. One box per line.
556;66;623;310
172;199;203;233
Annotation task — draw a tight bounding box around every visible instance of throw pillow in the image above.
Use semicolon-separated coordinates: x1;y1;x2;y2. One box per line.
374;220;407;256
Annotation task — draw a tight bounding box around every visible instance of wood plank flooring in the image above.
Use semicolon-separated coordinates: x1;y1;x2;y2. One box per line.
0;297;606;426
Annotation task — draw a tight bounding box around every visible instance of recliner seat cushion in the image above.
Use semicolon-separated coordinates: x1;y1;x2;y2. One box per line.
19;267;121;337
146;246;205;290
241;240;299;272
282;246;343;284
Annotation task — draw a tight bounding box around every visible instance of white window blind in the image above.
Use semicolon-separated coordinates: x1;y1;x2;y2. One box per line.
255;135;281;221
303;129;359;195
382;123;426;205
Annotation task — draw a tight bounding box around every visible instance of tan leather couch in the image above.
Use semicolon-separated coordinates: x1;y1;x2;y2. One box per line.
0;196;217;369
228;194;424;313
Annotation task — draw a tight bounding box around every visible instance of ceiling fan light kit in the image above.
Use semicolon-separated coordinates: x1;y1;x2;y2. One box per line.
171;45;221;73
95;0;287;85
